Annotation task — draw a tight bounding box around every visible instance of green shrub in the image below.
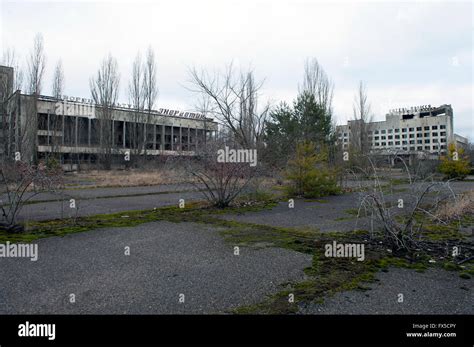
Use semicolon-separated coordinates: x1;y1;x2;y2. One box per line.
46;157;61;171
438;143;471;179
284;141;340;198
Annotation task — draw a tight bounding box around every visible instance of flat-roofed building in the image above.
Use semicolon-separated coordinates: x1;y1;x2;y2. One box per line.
336;104;468;161
0;65;218;167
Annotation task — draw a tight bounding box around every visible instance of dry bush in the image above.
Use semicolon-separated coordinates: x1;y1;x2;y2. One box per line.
353;154;458;252
0;160;63;230
435;190;474;221
180;140;261;208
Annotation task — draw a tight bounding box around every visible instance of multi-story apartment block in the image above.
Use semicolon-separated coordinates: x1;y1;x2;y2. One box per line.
337;104;468;160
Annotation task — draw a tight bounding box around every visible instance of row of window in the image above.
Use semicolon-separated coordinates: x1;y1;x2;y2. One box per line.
342;144;446;152
371;132;446;140
372;125;446;134
342;134;447;143
341;124;446;137
374;139;445;146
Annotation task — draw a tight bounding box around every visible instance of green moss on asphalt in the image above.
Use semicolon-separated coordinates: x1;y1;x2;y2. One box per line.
333;216;354;221
392;212;471;242
343;208;370;218
389;178;410;186
304;199;329;203
3;193;471;314
1;205;184;243
458;262;474;279
0;199;280;244
12;188;205;207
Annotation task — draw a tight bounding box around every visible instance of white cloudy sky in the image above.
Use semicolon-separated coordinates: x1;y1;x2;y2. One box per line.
1;0;472;139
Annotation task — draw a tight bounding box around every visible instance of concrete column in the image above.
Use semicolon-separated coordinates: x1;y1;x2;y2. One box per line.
161;124;165;151
171;126;174;151
195;127;198;149
143;123;147;154
153;124;157;150
123;121;126;148
75;116;78;148
47;112;50;146
61;113;65;145
179;126;182;151
111;120;114;149
187;126;190;151
88;118;91;147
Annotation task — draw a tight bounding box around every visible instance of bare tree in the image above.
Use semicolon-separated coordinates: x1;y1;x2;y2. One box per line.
193;93;213;147
1;52;17;158
90;54;120;170
48;60;65;162
350;81;373;155
300;58;334;118
143;47;158;159
24;33;46;164
51;60;64;99
1;47;24;91
27;34;46;95
143;46;158;116
188;63;269;149
1;49;25;160
128;52;145;159
239;72;267;148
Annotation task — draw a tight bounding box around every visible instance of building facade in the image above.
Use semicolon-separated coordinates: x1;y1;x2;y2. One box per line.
336;104;468;159
0;65;219;167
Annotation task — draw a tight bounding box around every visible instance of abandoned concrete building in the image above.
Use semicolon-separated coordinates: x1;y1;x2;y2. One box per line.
0;65;219;167
336;104;468;163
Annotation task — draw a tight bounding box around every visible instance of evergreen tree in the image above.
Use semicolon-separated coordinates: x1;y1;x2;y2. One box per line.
264;92;334;166
293;90;332;144
264;102;297;165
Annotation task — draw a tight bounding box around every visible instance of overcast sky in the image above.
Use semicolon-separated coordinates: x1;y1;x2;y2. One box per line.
1;0;472;139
